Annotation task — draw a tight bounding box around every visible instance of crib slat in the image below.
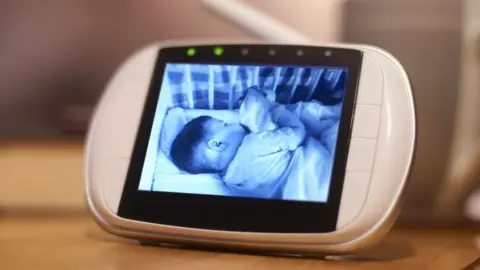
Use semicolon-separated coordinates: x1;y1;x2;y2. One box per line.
288;68;303;103
253;66;260;86
308;69;324;100
208;65;214;109
273;67;281;93
184;64;194;109
247;67;253;88
228;66;238;110
162;73;173;108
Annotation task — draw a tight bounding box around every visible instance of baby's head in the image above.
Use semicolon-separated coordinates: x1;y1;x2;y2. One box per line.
170;116;247;174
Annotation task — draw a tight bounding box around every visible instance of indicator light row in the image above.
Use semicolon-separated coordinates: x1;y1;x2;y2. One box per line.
186;46;224;56
184;47;314;57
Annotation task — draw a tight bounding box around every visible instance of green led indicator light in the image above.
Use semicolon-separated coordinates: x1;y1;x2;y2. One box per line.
213;46;224;56
186;48;196;56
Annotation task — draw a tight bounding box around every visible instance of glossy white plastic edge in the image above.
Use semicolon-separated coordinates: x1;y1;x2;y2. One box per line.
84;40;416;255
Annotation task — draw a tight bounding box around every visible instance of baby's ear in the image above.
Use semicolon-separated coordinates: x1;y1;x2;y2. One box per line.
207;139;227;151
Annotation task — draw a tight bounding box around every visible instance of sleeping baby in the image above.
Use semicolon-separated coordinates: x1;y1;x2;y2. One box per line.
170;87;338;202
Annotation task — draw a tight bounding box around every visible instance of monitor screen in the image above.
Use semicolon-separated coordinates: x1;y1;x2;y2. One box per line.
137;63;348;203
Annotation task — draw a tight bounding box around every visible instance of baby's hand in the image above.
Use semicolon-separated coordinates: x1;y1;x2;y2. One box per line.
264;89;276;103
271;106;306;149
237;86;264;107
284;128;302;151
239;86;277;133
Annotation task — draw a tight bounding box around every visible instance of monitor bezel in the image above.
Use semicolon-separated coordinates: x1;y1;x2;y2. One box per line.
117;44;362;233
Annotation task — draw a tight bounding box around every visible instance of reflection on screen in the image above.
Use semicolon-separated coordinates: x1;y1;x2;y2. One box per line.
138;64;348;203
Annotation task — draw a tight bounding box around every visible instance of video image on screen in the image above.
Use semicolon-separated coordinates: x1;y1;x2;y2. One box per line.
138;63;348;203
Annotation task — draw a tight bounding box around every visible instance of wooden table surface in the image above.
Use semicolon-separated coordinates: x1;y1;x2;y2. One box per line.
0;215;478;270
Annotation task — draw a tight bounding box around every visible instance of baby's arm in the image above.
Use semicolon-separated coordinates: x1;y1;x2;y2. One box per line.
271;106;306;150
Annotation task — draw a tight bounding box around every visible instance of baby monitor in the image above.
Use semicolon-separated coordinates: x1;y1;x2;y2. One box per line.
84;41;416;256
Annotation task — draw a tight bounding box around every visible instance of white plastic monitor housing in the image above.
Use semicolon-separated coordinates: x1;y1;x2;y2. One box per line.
84;40;416;256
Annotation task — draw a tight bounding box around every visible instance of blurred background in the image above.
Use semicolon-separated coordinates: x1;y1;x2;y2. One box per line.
1;0;479;226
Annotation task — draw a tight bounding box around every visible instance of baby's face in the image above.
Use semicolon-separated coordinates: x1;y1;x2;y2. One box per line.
202;118;247;170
